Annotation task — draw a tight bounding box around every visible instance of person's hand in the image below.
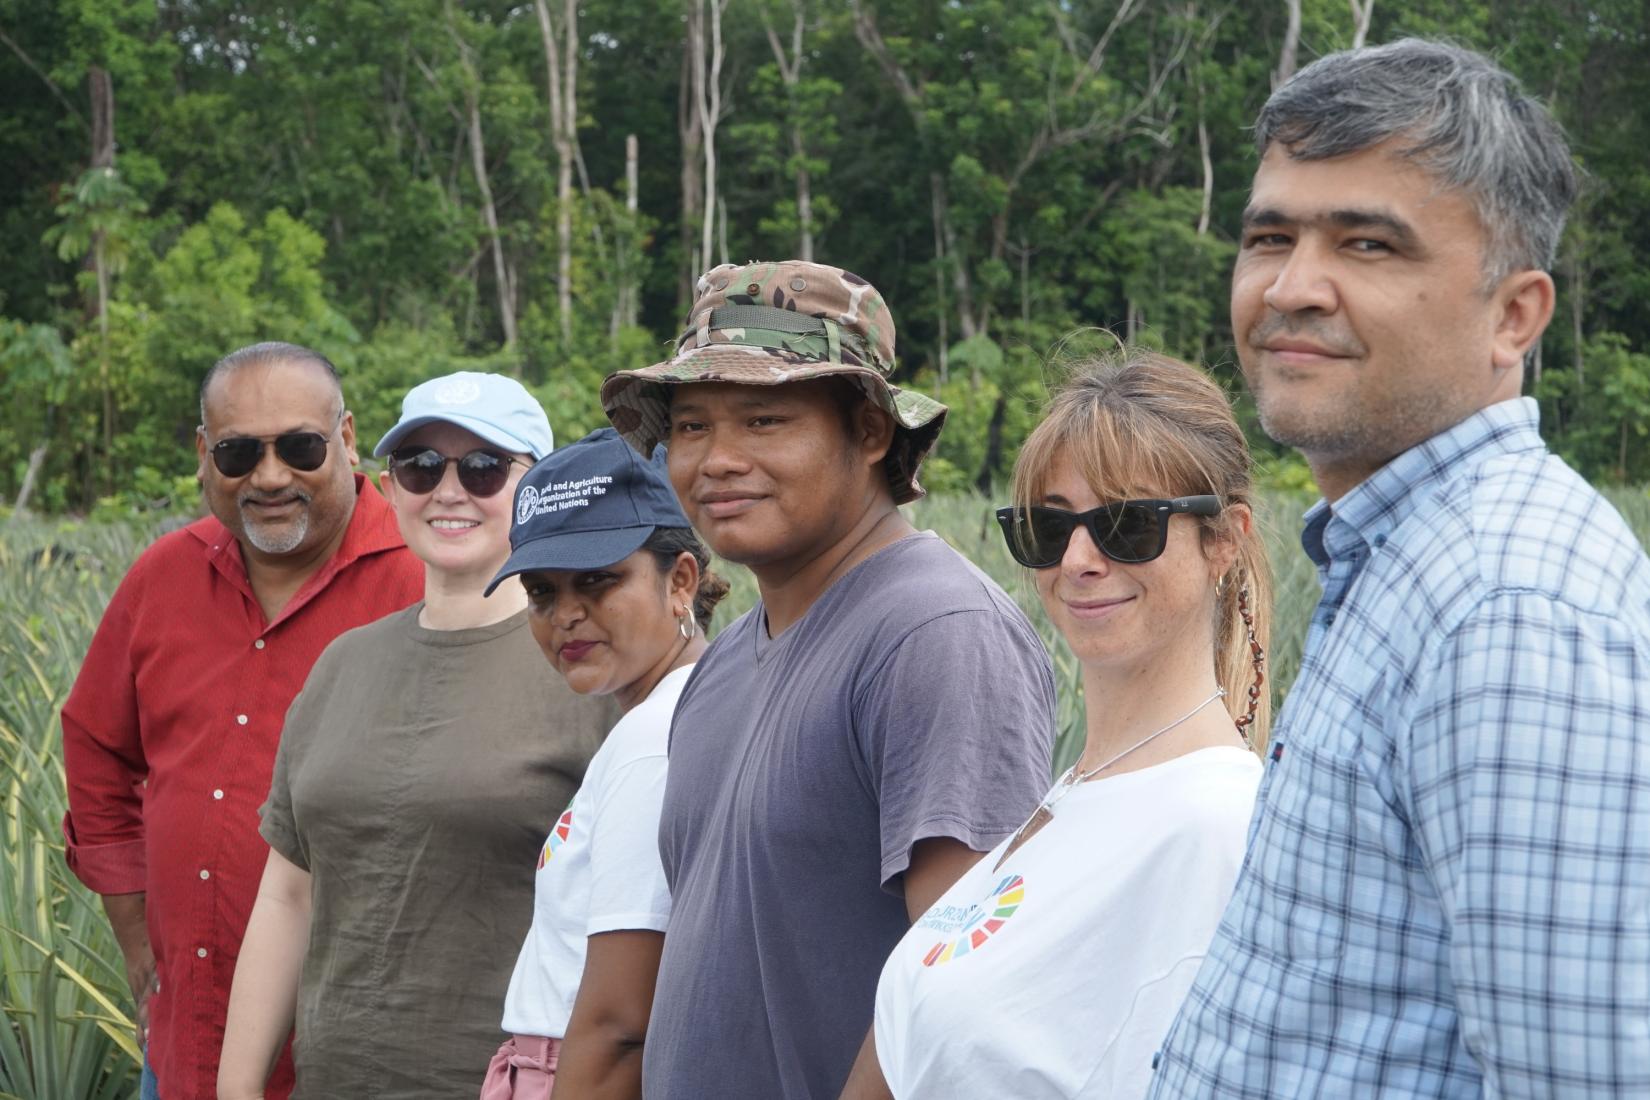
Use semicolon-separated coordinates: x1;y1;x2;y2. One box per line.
122;947;157;1047
101;892;155;1048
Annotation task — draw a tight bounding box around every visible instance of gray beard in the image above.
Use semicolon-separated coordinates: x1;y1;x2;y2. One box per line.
241;500;311;554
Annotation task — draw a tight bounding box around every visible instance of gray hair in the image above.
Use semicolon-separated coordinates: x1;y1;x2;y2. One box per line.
199;341;344;425
1255;38;1578;282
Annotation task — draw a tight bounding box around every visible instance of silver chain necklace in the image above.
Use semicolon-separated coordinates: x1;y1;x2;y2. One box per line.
997;686;1228;869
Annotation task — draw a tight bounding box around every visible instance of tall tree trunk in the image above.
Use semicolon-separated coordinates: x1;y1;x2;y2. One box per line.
1197;112;1213;236
89;67;113;169
974;392;1007;493
1017;237;1031;329
764;1;813;260
451;10;518;352
695;0;729;275
931;171;980;345
612;133;640;338
465;92;517;350
931;173;950;384
794;135;814;262
1276;0;1302;87
1348;0;1375;49
90;65;115;493
15;443;49;513
1571;254;1586;387
678;15;704;305
717;195;729;267
534;0;577;347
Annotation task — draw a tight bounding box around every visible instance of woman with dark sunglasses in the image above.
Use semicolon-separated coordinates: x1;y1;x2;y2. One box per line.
862;349;1272;1099
477;427;728;1100
218;373;612;1100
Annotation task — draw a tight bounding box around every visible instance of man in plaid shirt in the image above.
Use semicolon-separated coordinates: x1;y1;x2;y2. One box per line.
1148;39;1650;1098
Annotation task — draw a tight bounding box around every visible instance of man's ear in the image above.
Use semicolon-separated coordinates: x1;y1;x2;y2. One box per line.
195;425;209;481
339;410;360;467
855;399;895;467
1490;269;1556;375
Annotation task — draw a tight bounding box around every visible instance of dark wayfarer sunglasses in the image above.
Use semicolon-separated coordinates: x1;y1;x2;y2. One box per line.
387;447;527;498
209;430;333;478
995;496;1222;569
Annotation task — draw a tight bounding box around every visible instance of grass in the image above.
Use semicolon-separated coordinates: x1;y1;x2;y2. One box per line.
1;523;160;1100
2;484;1647;1097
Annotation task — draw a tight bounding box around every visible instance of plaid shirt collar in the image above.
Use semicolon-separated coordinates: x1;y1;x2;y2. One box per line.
1301;396;1546;573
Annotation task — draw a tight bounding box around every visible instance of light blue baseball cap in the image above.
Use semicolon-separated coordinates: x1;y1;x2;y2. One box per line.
373;371;554;460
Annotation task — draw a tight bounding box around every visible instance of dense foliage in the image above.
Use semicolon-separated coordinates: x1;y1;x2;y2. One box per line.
3;0;1649;515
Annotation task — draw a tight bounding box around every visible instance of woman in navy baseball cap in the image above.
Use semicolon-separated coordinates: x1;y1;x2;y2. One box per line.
480;427;730;1100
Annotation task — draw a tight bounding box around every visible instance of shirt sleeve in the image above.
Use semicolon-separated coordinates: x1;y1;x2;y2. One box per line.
856;608;1057;890
1400;589;1650;1095
586;753;672;935
60;565;149;894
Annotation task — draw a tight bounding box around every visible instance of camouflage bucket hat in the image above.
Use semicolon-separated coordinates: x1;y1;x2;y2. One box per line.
601;260;948;505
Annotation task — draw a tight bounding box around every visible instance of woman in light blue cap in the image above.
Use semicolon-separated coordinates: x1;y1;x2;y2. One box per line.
478;427;730;1100
219;373;613;1100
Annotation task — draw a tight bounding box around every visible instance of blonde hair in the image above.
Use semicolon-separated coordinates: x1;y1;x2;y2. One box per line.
1012;346;1273;750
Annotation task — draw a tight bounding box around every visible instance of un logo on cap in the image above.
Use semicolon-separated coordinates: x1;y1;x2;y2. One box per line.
516;484;539;526
433;378;482;405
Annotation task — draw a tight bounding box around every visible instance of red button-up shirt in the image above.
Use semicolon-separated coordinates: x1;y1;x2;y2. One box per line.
62;475;424;1100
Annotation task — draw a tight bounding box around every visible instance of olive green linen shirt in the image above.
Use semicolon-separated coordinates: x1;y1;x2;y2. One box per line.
260;604;611;1098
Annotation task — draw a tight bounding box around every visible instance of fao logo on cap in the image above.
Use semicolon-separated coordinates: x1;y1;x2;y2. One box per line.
516;484;539;526
433;378;482;406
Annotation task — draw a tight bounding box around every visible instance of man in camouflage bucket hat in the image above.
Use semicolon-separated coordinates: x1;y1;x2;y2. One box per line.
607;261;1055;1099
601;259;946;504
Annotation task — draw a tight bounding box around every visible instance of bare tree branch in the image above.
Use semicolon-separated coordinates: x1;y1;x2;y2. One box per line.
0;23;88;129
1275;0;1301;86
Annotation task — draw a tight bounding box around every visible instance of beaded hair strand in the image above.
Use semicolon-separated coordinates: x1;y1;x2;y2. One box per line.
1232;584;1267;747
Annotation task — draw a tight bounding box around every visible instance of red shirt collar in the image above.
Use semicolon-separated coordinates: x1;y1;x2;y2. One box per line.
186;474;408;627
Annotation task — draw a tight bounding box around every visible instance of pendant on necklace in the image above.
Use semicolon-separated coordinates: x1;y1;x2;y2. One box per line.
995;803;1055;871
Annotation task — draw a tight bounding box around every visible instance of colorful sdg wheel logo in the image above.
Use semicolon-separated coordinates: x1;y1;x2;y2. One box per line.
538;807;574;869
921;873;1025;967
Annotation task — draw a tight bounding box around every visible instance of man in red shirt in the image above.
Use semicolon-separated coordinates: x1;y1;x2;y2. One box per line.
61;342;425;1100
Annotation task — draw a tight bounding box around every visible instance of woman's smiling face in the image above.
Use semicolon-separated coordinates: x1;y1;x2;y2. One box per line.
1031;451;1225;674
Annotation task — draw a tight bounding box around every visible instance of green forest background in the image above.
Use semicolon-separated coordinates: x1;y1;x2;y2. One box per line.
4;4;1650;1094
3;0;1649;519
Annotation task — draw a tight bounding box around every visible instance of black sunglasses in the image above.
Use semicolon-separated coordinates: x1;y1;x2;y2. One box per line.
210;430;332;478
388;447;525;498
995;496;1222;568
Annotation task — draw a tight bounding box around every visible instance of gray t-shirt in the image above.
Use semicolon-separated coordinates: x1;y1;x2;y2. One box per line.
260;605;612;1099
643;533;1056;1099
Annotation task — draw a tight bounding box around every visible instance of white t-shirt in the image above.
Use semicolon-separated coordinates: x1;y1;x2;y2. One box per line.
874;746;1262;1099
499;664;692;1037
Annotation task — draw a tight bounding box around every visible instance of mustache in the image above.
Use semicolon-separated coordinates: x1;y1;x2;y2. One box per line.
1247;313;1365;358
239;489;313;507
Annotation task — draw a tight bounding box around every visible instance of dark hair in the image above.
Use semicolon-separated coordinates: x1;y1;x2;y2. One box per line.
1256;38;1577;281
200;341;344;423
643;526;730;631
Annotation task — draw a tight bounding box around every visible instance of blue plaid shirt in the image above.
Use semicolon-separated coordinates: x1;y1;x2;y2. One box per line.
1148;398;1650;1098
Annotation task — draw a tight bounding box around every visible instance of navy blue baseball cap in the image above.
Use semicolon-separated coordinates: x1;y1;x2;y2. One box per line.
485;427;692;596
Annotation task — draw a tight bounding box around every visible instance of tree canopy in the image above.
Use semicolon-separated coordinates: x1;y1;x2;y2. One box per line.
3;0;1647;513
